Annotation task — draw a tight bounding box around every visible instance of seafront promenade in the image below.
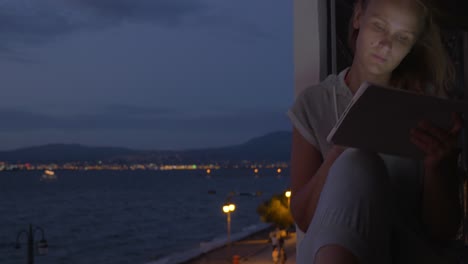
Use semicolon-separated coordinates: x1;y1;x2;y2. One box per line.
145;224;297;264
185;228;297;264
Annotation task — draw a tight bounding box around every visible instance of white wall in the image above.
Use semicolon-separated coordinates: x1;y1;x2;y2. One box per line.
293;0;328;97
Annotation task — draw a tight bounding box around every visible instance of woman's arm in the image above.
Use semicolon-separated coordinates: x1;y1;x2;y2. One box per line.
290;128;345;232
411;114;463;241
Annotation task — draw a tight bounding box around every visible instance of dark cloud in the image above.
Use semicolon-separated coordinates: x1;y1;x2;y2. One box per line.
103;104;177;117
193;13;278;40
0;107;289;133
0;0;276;52
69;0;207;26
0;108;59;131
0;0;208;50
0;2;81;49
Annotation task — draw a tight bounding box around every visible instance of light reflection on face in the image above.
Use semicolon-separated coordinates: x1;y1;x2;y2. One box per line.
353;0;423;76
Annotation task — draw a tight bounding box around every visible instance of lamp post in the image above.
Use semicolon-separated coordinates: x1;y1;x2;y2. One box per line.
285;190;291;209
15;224;48;264
222;203;236;259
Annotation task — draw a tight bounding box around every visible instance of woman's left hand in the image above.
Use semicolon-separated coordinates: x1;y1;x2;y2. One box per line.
410;112;463;170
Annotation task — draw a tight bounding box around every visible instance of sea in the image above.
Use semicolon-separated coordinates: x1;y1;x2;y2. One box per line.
0;168;290;264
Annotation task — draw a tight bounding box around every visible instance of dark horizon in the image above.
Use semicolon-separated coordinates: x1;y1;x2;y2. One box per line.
0;129;292;153
0;130;292;165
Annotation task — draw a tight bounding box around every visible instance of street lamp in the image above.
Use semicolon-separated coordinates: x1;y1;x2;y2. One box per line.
285;190;291;209
15;224;48;264
222;203;236;259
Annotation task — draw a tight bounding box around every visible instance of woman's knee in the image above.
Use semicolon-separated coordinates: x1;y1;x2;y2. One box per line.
327;148;390;199
302;149;392;264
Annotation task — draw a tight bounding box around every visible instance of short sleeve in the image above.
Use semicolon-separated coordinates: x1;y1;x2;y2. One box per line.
287;89;321;150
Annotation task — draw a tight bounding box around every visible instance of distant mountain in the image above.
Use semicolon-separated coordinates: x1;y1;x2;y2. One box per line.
182;131;292;163
0;131;292;163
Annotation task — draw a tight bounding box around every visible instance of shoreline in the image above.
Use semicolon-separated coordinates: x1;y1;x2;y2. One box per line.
185;226;297;264
145;223;274;264
183;225;276;264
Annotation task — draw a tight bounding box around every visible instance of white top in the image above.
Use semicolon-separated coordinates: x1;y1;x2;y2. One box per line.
287;68;425;244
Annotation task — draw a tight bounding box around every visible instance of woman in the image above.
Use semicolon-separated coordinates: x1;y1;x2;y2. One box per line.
288;0;462;262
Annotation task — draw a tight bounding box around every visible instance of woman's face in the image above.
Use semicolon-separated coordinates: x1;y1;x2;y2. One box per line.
353;0;424;76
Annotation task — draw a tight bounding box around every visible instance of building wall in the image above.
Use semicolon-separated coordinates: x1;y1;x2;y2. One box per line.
293;0;328;97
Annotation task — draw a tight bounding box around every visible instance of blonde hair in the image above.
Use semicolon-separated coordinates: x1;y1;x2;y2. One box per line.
348;0;455;96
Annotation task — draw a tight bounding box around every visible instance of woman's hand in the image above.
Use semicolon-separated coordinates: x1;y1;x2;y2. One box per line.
410;112;462;170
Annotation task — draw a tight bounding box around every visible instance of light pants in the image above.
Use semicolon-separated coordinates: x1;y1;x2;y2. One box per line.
296;149;458;264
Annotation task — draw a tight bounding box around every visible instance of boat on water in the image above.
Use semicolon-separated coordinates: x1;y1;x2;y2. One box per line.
41;169;57;181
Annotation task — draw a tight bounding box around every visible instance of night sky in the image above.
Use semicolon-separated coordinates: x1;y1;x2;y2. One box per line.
0;0;293;151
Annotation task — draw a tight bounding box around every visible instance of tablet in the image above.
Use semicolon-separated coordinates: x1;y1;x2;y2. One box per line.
326;82;468;158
